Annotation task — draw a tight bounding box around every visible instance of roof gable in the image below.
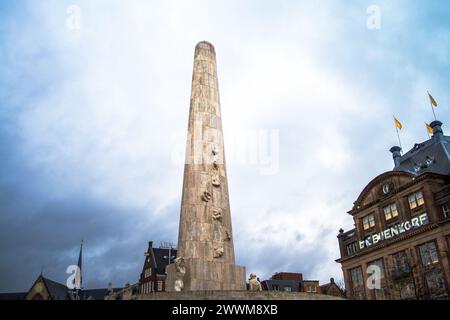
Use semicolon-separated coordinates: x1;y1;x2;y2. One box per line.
351;171;415;212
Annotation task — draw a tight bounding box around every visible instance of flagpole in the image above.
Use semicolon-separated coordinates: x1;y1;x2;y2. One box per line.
395;125;403;152
428;91;437;121
393;115;403;152
425;122;431;139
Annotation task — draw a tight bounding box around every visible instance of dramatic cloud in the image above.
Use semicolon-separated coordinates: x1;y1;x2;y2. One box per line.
1;0;449;291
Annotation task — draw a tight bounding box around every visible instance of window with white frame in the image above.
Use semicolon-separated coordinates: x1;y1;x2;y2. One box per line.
349;267;364;288
346;242;358;256
363;214;375;230
419;241;439;266
383;203;399;221
307;286;317;293
408;191;424;210
442;203;450;218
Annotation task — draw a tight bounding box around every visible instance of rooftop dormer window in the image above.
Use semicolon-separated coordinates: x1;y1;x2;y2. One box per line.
424;156;435;167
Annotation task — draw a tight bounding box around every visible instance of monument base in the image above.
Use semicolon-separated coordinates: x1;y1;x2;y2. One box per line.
166;259;246;292
134;291;344;300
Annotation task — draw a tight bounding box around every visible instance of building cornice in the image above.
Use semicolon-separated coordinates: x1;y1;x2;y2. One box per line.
337;219;450;263
348;171;449;216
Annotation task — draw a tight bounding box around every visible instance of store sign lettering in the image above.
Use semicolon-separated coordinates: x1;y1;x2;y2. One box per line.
359;213;429;249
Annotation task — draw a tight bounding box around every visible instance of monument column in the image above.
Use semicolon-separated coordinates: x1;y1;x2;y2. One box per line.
166;41;246;291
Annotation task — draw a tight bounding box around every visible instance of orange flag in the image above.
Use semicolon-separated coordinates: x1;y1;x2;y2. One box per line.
394;117;403;130
428;92;438;107
425;122;433;135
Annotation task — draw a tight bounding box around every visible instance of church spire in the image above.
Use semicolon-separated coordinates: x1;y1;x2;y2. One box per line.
77;239;83;290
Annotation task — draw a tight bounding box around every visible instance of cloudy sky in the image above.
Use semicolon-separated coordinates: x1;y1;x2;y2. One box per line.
1;0;449;292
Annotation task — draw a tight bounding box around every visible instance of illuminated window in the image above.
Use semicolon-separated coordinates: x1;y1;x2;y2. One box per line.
284;286;292;292
363;214;375;230
408;191;424;209
419;242;439;266
383;203;399;221
349;267;364;288
442;203;450;218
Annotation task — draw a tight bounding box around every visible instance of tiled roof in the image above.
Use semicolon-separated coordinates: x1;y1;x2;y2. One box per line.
395;138;450;175
153;247;177;275
0;292;26;300
393;126;450;176
42;276;70;300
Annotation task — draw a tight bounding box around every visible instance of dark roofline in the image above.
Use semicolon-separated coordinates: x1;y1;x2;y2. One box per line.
348;171;449;216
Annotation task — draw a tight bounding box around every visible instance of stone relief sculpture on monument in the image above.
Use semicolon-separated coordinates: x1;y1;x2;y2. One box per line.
174;257;186;292
202;190;212;202
224;229;232;242
213;246;224;258
211;174;221;187
249;273;263;291
212;208;222;221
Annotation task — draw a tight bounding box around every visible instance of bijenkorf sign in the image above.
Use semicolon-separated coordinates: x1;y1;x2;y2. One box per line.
359;213;429;249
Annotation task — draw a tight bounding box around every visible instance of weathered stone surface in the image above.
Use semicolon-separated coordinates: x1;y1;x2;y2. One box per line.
135;291;345;300
166;41;246;292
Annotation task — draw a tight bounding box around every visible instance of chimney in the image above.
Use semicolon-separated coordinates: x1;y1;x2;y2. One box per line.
430;120;444;141
390;146;402;167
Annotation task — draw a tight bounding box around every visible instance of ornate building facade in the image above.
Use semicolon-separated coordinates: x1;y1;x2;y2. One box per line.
337;120;450;300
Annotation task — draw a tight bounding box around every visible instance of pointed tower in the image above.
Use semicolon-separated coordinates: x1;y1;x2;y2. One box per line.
77;240;83;290
166;41;246;291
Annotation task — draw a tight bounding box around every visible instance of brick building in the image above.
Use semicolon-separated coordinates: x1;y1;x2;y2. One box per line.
139;241;177;294
261;272;344;297
319;278;346;298
337;120;450;300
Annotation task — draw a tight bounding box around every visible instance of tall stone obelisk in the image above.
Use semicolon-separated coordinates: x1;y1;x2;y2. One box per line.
166;41;246;291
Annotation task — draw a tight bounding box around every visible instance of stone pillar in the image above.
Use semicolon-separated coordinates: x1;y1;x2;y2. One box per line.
166;41;246;291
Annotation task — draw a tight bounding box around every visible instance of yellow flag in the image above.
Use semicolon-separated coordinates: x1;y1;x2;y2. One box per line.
394;117;403;130
428;92;438;107
425;122;433;135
